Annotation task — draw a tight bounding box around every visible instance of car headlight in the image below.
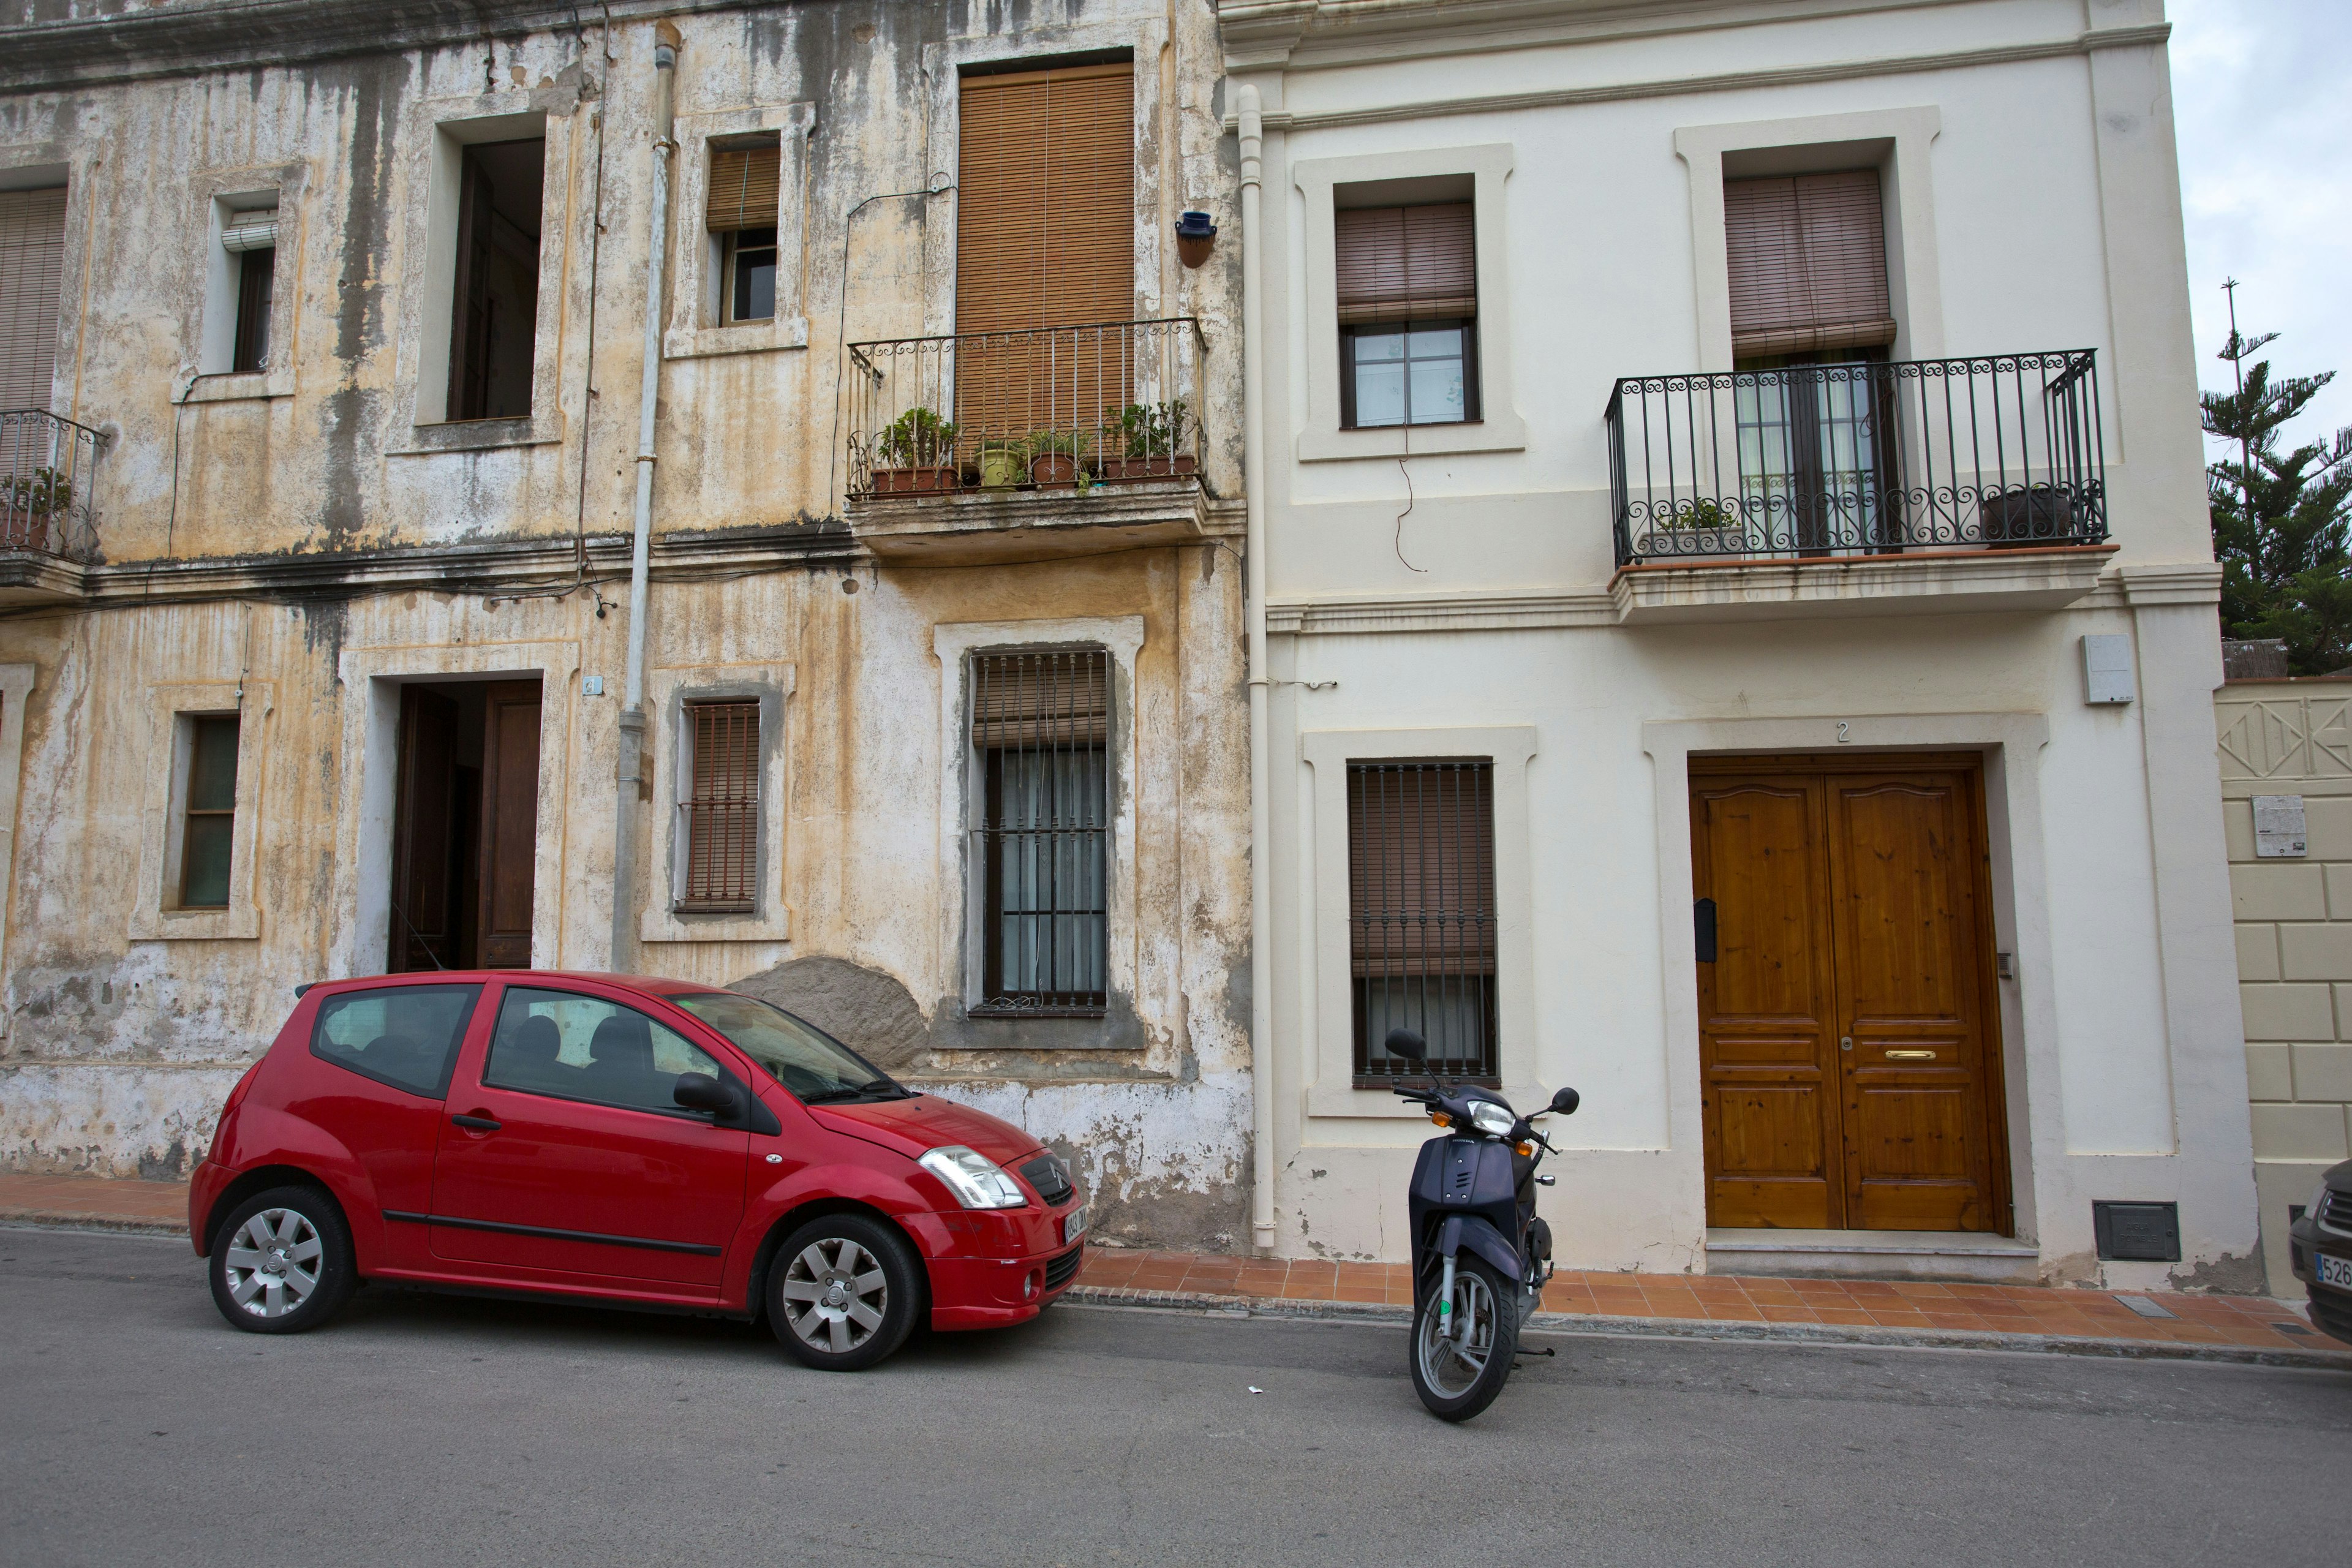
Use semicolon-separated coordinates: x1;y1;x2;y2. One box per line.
919;1145;1028;1210
1469;1101;1517;1137
2312;1178;2337;1226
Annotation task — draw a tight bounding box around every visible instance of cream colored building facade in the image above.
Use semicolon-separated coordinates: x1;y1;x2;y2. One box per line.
1224;0;2260;1289
0;0;1256;1248
2216;677;2352;1294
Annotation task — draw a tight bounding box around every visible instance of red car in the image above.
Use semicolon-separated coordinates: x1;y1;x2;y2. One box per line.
187;971;1088;1370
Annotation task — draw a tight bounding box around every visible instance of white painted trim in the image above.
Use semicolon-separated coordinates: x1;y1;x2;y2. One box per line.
1673;107;1943;372
1290;143;1525;462
127;681;274;941
639;662;796;943
0;663;36;1036
1300;725;1539;1121
664;102;813;361
331;641;581;979
931;616;1146;1019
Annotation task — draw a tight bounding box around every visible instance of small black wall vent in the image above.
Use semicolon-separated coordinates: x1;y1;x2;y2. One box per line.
2092;1200;2181;1262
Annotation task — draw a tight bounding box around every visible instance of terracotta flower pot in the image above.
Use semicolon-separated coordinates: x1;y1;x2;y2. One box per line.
1096;453;1199;483
1029;452;1079;487
870;465;960;496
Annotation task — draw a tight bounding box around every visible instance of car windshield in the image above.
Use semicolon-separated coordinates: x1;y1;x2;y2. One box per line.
670;992;908;1104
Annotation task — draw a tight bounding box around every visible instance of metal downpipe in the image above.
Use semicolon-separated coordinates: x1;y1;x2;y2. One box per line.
1239;85;1276;1256
612;21;677;971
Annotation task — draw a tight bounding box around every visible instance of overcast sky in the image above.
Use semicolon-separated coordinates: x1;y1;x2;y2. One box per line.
2169;0;2352;453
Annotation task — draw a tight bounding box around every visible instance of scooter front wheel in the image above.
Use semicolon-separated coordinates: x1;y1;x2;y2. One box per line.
1409;1253;1519;1421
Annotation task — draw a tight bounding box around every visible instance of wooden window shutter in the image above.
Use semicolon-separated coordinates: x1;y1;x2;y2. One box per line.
682;699;760;910
1335;203;1476;324
0;187;69;413
1346;761;1497;978
1724;170;1896;358
955;61;1134;333
706;141;781;233
971;649;1109;748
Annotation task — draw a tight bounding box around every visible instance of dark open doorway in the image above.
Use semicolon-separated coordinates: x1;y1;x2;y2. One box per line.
388;677;542;973
447;137;544;421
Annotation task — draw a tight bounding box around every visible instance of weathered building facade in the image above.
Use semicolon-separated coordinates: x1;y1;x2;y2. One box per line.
0;0;1254;1250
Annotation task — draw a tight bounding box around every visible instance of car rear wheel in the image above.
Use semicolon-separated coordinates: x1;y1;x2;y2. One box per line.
208;1186;356;1335
766;1213;923;1372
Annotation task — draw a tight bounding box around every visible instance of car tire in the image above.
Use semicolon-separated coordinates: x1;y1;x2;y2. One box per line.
766;1213;924;1372
208;1185;357;1335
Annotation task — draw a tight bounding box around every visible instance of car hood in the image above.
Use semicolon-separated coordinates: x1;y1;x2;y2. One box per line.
808;1093;1042;1169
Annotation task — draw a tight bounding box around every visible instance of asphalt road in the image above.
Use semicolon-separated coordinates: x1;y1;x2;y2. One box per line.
4;1227;2348;1568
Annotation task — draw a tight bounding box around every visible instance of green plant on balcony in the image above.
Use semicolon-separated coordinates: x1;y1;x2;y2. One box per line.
1099;400;1197;481
875;407;959;467
1;467;73;519
1024;428;1096;489
1667;496;1728;530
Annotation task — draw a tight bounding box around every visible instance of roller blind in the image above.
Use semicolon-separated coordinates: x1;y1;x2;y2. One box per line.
1725;170;1896;359
680;699;760;911
706;142;780;233
1335;203;1476;324
1346;760;1496;978
0;187;68;413
955;61;1134;333
971;649;1110;748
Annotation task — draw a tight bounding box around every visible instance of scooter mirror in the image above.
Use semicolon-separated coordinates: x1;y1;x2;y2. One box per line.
1549;1086;1581;1115
1384;1028;1427;1062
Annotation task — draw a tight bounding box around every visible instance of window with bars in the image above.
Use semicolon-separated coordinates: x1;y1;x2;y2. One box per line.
1348;760;1498;1084
971;649;1110;1017
677;699;760;913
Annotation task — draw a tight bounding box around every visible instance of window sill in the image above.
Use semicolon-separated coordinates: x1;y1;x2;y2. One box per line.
127;904;260;941
664;315;810;360
183;371;293;405
639;903;792;944
388;415;564;456
1297;410;1526;463
968;1005;1109;1021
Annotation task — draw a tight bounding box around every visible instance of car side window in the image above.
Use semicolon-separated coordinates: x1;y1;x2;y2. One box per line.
311;984;484;1098
484;987;725;1117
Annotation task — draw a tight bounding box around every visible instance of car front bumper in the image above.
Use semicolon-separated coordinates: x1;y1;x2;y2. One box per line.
2286;1207;2352;1346
907;1195;1090;1331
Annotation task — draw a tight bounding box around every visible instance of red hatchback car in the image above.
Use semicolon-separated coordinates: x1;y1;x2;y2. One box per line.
188;971;1088;1370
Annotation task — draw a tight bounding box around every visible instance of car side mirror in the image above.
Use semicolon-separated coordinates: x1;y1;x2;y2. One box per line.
1549;1086;1580;1116
674;1072;737;1116
1384;1028;1427;1062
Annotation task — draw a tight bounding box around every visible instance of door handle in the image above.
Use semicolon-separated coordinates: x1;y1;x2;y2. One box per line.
1885;1049;1938;1061
451;1113;501;1131
1839;1036;1853;1052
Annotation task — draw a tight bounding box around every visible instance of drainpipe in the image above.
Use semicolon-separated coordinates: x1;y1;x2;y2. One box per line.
612;20;678;972
1238;84;1276;1256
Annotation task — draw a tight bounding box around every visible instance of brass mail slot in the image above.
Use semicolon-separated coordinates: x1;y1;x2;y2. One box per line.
1884;1049;1938;1060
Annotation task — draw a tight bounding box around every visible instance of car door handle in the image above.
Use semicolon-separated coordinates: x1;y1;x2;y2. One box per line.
451;1114;501;1132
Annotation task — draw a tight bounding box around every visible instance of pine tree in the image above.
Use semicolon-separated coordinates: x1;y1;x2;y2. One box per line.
2203;320;2352;674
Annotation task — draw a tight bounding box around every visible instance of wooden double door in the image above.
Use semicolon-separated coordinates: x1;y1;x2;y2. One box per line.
1692;754;2008;1234
388;679;541;972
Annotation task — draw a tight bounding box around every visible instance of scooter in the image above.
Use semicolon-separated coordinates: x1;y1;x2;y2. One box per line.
1386;1027;1579;1421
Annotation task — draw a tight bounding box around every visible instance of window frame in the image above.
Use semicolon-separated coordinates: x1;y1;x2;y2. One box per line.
641;664;794;944
722;227;780;325
676;696;763;914
1338;317;1481;432
664;107;813;361
184;165;304;405
130;682;270;941
176;712;241;910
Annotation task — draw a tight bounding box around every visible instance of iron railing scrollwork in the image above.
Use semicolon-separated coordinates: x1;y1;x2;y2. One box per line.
1;410;103;564
1604;349;2107;567
846;317;1205;502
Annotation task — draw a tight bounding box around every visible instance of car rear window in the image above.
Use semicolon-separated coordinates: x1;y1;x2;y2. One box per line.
310;984;483;1098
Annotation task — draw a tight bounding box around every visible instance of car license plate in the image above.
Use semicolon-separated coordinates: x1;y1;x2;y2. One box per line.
2321;1252;2352;1290
1063;1204;1088;1245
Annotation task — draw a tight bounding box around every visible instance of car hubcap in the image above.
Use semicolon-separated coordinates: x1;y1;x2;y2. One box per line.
780;1237;888;1355
221;1207;324;1319
1415;1269;1497;1398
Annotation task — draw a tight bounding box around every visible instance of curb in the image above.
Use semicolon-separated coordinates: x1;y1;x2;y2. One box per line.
1063;1284;2352;1373
0;1209;189;1239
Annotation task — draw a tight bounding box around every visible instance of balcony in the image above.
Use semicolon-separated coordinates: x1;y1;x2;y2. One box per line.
1604;350;2114;622
844;317;1210;564
0;410;103;604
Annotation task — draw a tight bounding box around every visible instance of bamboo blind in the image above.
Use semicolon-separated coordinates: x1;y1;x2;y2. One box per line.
0;187;67;413
1335;203;1477;323
707;141;781;233
682;700;760;910
1346;761;1498;977
1724;170;1896;359
971;649;1110;747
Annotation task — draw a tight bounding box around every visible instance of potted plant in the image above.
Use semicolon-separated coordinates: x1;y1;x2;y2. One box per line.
977;436;1029;490
1026;428;1094;489
0;466;73;551
1098;401;1198;482
869;409;960;495
1644;496;1744;558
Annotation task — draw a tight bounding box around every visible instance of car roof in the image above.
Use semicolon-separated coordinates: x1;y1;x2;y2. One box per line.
301;970;726;999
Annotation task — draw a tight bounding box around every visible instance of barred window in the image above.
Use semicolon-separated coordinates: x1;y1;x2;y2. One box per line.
1348;760;1497;1084
971;650;1109;1017
678;699;759;912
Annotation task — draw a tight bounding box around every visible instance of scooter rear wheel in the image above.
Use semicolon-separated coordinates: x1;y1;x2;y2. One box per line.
1409;1253;1518;1421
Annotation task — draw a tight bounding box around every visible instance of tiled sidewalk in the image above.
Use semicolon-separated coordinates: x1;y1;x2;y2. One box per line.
6;1172;2339;1363
1074;1247;2343;1359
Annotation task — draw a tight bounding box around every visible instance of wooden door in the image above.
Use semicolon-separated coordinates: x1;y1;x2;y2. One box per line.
1694;756;2007;1234
476;681;541;969
389;687;459;972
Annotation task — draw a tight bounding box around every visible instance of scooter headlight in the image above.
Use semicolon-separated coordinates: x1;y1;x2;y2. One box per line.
1469;1101;1517;1137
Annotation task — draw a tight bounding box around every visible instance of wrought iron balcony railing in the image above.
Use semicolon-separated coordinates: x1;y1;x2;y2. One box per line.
1605;349;2107;567
846;317;1205;501
1;409;103;564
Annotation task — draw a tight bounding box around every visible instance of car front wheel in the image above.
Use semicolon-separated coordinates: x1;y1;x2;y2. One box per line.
208;1185;356;1334
766;1213;923;1371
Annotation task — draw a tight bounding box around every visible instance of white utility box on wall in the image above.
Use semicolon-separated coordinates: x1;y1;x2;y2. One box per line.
2082;634;2135;704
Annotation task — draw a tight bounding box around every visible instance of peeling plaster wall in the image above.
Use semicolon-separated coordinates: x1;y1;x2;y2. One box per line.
0;0;1253;1250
